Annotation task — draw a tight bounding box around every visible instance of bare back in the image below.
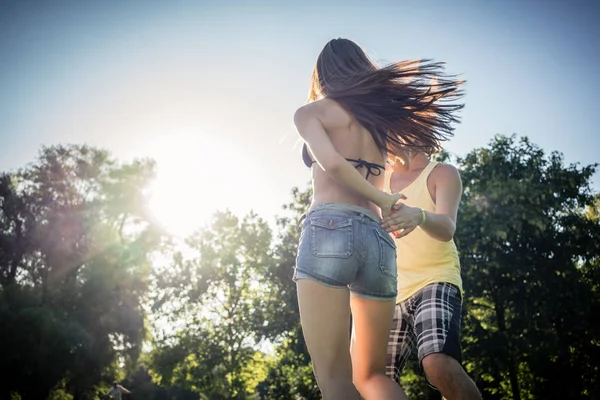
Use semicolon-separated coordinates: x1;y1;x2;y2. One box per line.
307;99;387;216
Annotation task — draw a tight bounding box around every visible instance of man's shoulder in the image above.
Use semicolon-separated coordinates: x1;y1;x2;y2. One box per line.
432;161;458;173
431;162;461;183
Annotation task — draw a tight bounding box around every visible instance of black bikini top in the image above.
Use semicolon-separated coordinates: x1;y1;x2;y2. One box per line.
302;144;385;180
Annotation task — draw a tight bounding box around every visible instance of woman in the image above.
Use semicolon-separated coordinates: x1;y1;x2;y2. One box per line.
293;38;463;400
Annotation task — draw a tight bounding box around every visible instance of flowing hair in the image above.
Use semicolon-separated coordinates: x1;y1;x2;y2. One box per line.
308;38;465;156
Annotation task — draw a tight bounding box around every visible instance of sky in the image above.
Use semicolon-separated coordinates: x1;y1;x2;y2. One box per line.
1;0;599;236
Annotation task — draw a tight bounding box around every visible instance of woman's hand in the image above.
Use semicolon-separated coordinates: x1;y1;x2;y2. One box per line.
381;203;424;238
379;193;407;219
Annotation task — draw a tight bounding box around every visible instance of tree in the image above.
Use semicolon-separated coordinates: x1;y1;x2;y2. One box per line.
150;211;274;399
0;145;162;399
455;135;600;399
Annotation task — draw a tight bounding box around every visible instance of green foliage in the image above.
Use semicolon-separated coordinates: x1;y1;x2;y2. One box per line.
0;145;162;399
2;137;599;400
150;211;275;399
456;135;600;399
256;328;320;400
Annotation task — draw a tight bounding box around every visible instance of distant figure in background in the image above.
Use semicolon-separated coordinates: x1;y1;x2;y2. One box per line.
381;150;482;399
107;381;131;400
293;37;464;400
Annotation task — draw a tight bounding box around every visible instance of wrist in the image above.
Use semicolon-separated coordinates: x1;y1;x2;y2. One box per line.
375;192;392;209
416;207;427;226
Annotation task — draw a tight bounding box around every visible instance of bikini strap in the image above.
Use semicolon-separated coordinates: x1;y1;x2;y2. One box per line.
345;158;385;180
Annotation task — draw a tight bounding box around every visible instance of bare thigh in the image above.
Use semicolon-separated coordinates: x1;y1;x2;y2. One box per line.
297;279;361;400
350;296;395;377
351;295;408;400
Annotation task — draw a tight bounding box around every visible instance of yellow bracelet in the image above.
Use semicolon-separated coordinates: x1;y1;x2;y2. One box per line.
418;208;426;226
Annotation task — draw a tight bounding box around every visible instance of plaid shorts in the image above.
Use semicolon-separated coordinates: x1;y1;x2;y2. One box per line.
386;282;463;383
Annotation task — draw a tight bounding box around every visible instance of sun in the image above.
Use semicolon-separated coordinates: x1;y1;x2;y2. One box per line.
148;179;211;238
146;132;231;238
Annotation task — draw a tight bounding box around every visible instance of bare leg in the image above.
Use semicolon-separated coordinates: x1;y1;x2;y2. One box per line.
297;279;361;400
422;353;482;400
350;295;409;400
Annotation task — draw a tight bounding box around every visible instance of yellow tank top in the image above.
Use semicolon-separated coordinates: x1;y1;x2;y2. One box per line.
384;162;463;303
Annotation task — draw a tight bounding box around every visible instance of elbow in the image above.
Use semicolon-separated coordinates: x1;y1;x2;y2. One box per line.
322;155;345;175
440;233;454;242
435;220;455;242
441;223;456;242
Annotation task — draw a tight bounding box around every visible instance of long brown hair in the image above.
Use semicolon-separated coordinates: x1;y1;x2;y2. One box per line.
308;38;464;156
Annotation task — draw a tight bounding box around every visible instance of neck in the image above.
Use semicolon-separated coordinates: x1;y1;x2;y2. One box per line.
408;153;430;172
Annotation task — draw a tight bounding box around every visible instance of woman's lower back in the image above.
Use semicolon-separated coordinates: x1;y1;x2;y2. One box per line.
309;100;387;215
310;180;383;216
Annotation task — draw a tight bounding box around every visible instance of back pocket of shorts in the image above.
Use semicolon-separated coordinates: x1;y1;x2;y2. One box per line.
310;217;353;258
374;228;397;277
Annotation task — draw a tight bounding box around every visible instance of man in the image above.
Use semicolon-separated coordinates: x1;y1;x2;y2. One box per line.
380;151;481;399
107;381;131;400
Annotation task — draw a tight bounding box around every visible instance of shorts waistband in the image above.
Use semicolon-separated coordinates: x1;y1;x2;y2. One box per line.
308;202;381;223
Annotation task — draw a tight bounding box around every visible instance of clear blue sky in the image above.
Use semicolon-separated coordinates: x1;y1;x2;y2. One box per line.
1;0;598;231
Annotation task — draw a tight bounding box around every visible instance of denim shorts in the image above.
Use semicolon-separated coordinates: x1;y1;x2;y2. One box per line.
294;202;398;301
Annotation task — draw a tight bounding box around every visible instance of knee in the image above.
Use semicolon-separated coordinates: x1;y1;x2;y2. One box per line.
316;375;356;399
422;353;482;400
352;365;369;391
352;367;381;393
313;364;353;394
421;353;459;385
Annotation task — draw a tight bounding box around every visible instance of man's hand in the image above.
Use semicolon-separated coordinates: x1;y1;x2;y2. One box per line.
381;203;423;239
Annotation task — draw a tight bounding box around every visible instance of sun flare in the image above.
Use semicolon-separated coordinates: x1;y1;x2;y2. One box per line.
146;132;232;238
